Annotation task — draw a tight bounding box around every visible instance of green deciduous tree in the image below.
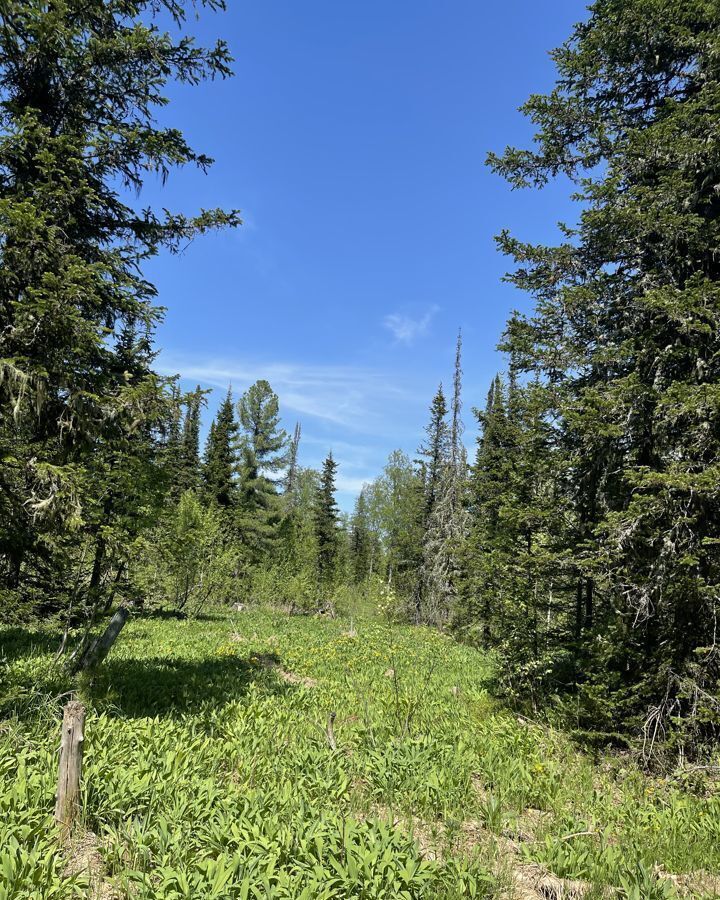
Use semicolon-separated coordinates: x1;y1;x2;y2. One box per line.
365;450;423;601
133;491;238;616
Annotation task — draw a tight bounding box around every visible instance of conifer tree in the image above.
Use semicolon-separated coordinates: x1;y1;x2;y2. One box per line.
0;0;238;618
418;385;450;523
450;332;465;474
235;380;289;561
315;452;340;586
350;488;374;583
203;387;238;508
458;377;510;641
446;331;470;599
488;0;720;730
284;422;302;501
414;384;453;623
176;386;204;495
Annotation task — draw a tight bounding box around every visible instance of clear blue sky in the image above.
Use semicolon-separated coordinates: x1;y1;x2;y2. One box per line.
141;0;587;509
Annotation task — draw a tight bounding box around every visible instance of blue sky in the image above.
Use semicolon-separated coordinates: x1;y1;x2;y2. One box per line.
141;0;587;509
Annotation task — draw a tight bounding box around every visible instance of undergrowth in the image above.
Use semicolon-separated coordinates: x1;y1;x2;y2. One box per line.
1;609;720;898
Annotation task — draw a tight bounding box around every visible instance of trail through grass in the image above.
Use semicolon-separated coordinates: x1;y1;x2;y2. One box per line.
2;609;720;898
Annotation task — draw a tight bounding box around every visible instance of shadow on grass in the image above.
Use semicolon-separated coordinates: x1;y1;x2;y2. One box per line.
84;652;293;718
0;626;62;661
136;609;227;623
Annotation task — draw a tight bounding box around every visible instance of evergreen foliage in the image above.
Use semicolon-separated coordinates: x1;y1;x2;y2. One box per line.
203;387;238;508
314;452;340;586
350;489;374;584
473;0;720;739
235;381;289;562
0;0;238;623
177;386;205;495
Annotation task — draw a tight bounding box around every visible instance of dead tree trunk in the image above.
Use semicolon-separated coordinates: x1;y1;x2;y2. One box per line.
54;701;86;835
72;605;130;673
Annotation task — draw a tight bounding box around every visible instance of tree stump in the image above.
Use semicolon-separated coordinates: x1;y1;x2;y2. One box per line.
54;700;86;835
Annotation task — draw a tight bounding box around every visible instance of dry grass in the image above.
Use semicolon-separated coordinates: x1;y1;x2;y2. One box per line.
64;830;118;900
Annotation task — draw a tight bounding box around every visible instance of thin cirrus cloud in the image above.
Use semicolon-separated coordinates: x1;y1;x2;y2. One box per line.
383;305;439;345
157;355;420;435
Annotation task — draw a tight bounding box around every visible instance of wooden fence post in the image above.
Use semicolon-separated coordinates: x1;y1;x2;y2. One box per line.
54;700;86;835
72;604;130;673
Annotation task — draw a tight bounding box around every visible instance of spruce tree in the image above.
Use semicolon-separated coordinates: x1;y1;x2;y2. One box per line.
315;452;340;586
488;0;720;732
350;488;374;583
203;387;238;508
177;386;204;495
284;422;302;502
418;385;450;522
235;380;289;562
0;0;238;618
446;331;470;603
414;384;453;623
458;376;510;641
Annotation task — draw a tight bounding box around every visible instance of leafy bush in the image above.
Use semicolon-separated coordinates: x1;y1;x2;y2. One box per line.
132;492;240;614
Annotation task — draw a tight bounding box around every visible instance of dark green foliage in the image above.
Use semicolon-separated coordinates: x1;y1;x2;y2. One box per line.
0;0;238;623
177;386;205;495
284;422;302;501
417;385;450;524
235;381;289;562
350;489;375;583
203;387;238;508
315;452;340;585
475;0;720;741
414;380;467;626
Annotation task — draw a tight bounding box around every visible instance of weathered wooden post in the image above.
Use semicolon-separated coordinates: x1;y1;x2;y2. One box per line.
54;700;86;835
71;604;130;673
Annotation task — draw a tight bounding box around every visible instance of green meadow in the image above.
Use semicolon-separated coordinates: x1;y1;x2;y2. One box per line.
2;608;720;899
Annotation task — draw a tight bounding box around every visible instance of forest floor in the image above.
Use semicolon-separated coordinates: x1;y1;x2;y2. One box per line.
2;607;720;899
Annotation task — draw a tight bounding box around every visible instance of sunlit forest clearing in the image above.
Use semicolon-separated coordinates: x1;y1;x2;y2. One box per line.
3;604;720;899
2;0;720;895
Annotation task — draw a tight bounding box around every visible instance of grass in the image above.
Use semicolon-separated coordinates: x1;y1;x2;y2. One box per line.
2;607;720;898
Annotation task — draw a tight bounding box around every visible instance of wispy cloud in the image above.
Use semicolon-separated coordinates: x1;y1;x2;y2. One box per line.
335;474;372;495
383;305;439;345
157;356;416;434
